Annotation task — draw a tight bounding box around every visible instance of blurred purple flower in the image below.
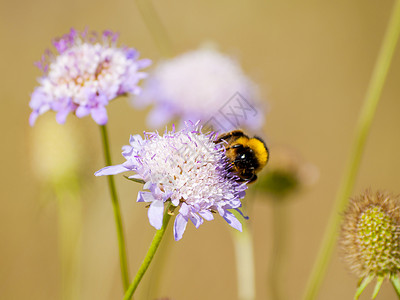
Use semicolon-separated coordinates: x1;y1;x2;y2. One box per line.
29;28;151;126
132;47;265;131
95;121;247;240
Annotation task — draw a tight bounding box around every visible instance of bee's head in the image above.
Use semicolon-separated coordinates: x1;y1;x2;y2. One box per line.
232;144;256;170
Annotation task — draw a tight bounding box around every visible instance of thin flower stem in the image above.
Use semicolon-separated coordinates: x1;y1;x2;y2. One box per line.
144;228;173;299
123;203;173;300
232;208;256;300
55;176;82;300
302;1;400;299
134;0;173;57
268;197;287;300
100;125;130;291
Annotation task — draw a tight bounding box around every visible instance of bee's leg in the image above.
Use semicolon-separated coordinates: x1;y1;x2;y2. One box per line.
236;177;247;182
228;161;236;170
248;174;258;184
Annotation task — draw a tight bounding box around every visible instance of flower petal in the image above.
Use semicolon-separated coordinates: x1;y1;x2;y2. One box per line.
137;58;152;68
91;106;108;125
143;181;153;190
76;106;91;118
222;210;242;232
129;134;143;146
199;210;214;221
29;112;39;126
95;164;128;176
189;212;203;228
179;202;190;216
56;108;70;124
174;213;188;241
170;195;180;206
234;208;249;220
148;200;164;230
137;191;156;203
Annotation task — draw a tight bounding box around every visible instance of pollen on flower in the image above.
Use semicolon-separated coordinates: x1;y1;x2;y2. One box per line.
95;121;248;240
340;190;400;279
29;28;151;126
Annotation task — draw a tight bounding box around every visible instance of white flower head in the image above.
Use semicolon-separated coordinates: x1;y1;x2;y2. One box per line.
132;47;265;131
95;121;248;240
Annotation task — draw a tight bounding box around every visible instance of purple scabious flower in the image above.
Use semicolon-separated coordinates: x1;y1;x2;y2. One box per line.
132;47;265;131
29;28;151;126
95;121;248;241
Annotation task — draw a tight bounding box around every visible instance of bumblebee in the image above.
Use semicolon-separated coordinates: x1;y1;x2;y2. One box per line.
215;130;269;183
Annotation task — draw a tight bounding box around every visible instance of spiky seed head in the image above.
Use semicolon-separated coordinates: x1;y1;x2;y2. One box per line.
340;190;400;278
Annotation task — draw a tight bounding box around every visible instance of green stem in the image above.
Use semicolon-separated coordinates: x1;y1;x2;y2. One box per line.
55;176;82;300
100;125;130;291
232;208;256;300
123;203;173;300
144;228;173;299
302;1;400;299
134;0;173;57
268;197;287;300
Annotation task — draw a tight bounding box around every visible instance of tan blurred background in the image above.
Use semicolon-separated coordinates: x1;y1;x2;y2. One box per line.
1;0;400;299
